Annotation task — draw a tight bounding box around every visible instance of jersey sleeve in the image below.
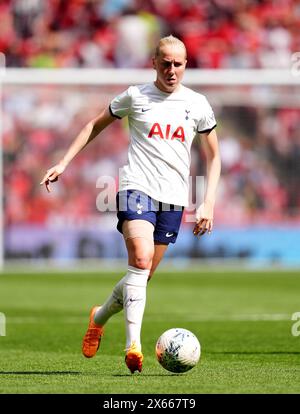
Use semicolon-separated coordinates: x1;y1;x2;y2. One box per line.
197;97;217;134
109;87;132;119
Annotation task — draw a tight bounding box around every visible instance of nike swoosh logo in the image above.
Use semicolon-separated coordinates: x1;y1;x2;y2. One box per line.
142;108;151;112
166;232;174;237
126;298;143;307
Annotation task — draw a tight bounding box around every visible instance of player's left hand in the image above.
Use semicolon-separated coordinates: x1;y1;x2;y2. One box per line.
193;201;214;237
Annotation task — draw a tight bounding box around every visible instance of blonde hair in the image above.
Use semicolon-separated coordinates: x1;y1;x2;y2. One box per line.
155;35;187;59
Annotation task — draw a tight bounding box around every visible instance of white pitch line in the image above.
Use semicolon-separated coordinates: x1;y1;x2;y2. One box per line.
6;313;292;324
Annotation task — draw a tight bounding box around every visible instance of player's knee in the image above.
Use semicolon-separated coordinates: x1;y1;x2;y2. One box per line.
132;254;153;270
130;244;154;269
127;235;154;270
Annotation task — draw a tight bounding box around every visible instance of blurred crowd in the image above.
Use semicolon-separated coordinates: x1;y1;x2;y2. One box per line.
1;0;300;69
3;85;300;229
212;104;300;225
2;0;300;234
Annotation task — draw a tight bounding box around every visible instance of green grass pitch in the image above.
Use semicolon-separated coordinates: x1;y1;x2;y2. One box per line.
0;269;300;394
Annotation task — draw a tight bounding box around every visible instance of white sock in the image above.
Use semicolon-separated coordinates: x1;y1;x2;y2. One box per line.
123;265;149;352
94;276;125;326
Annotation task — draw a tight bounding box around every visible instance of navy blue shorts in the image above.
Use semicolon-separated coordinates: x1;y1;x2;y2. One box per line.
116;190;184;244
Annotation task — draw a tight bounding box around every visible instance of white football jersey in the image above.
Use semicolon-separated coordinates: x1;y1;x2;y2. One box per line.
110;83;216;206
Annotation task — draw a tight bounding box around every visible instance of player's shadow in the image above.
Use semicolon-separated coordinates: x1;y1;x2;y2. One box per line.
112;373;184;377
0;371;81;375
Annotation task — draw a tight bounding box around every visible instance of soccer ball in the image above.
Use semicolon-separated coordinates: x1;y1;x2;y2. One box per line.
155;328;201;373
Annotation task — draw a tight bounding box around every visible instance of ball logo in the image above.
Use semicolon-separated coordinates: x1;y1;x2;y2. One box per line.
148;123;185;142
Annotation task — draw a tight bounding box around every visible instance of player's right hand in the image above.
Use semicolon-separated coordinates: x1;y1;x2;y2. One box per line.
40;163;66;193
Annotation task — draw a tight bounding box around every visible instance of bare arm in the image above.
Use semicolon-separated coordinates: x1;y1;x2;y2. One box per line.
193;128;221;236
40;107;116;192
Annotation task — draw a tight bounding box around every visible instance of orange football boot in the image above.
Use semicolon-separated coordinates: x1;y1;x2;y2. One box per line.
82;306;104;358
125;342;144;373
